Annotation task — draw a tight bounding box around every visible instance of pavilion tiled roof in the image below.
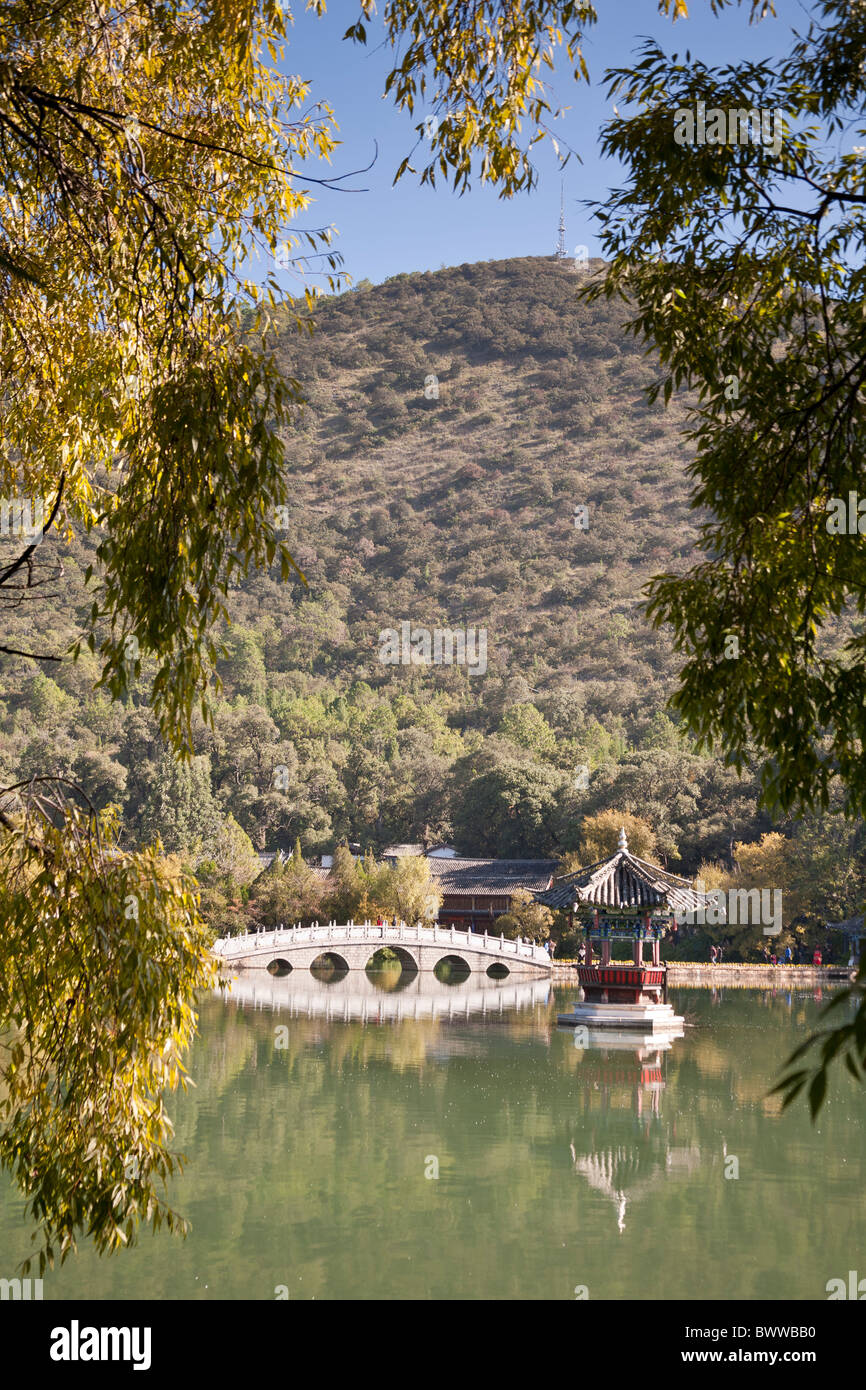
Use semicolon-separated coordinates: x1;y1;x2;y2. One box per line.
427;857;558;897
535;833;704;915
825;914;864;934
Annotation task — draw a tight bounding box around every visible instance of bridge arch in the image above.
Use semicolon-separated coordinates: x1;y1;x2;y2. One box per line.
364;945;419;975
310;951;350;977
267;958;293;976
486;961;510;979
434;952;472;983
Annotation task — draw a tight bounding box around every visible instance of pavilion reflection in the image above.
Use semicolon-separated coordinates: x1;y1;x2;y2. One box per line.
564;1026;700;1232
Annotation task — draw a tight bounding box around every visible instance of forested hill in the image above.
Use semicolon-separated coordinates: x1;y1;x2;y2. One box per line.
3;254;863;921
269;254;697;708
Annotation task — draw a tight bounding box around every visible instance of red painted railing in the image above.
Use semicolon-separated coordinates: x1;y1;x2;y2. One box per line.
577;966;665;987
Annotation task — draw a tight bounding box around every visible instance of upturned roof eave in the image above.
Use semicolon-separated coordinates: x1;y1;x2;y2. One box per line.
538;846;708;913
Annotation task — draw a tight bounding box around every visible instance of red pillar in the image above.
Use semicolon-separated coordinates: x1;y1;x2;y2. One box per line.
591;907;600;966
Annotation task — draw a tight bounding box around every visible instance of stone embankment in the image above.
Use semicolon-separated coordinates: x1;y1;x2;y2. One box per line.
666;963;853;986
549;961;854;986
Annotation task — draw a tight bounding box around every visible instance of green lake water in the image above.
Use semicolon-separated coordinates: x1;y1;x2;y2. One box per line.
1;972;864;1301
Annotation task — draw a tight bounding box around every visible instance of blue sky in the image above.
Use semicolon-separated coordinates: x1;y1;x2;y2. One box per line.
275;0;804;290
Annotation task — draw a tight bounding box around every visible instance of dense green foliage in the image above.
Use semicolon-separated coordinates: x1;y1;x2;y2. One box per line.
590;0;866;821
225;845;441;937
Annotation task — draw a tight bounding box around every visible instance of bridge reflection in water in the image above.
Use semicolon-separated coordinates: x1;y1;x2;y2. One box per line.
219;968;551;1023
565;1026;701;1234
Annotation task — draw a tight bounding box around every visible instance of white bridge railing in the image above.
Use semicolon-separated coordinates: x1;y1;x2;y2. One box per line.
212;921;551;966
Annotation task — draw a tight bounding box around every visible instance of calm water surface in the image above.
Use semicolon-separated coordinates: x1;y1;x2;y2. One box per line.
1;972;863;1300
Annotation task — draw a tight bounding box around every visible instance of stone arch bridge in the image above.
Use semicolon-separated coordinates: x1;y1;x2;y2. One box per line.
212;921;552;977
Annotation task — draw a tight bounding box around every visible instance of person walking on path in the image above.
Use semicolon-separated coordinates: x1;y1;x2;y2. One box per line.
813;947;823;967
710;944;718;965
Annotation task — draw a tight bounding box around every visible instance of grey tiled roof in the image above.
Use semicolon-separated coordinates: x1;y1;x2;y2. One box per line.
826;914;864;934
428;857;558;896
536;849;703;913
255;851;558;897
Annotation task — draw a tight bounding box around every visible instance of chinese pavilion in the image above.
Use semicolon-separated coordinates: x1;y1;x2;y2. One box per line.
536;829;703;1032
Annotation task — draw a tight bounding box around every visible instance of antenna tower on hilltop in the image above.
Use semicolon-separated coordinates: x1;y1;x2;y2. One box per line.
554;180;568;260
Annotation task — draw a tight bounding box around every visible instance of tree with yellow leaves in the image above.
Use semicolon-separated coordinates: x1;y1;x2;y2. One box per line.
573;809;658;865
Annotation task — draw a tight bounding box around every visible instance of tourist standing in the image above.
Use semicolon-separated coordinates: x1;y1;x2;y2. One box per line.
813;947;822;967
710;944;718;965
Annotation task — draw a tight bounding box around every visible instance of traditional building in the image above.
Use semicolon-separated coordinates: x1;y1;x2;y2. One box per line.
257;846;557;928
540;829;704;1031
428;857;559;931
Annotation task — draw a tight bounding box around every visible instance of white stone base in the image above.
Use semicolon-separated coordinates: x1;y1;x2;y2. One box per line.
557;1001;684;1033
565;1027;681;1051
